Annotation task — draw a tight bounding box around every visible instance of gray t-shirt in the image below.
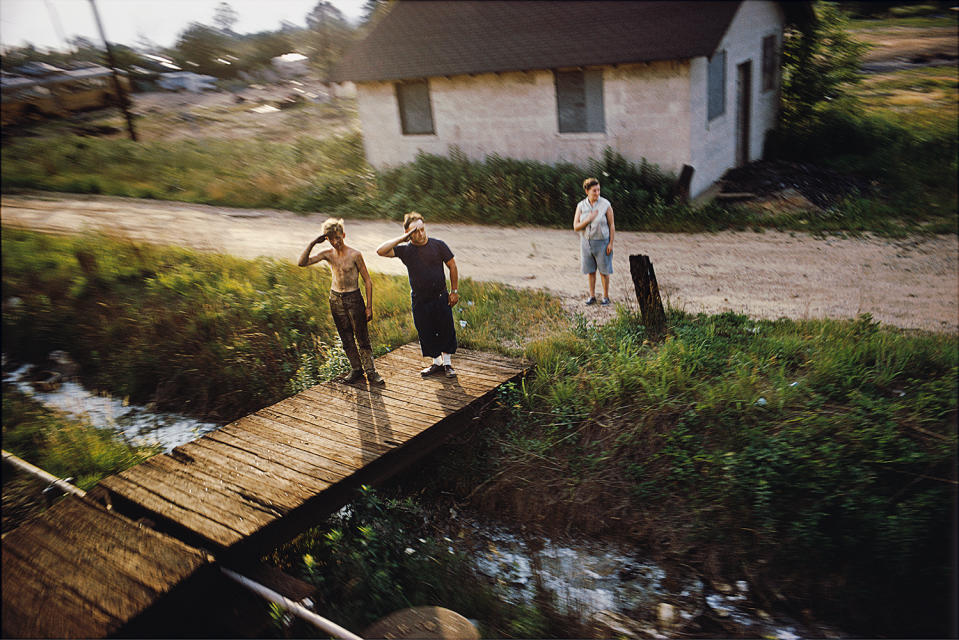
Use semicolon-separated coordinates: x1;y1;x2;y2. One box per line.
578;196;611;240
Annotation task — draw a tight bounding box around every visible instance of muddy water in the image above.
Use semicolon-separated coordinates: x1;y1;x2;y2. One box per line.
454;522;841;639
4;363;219;452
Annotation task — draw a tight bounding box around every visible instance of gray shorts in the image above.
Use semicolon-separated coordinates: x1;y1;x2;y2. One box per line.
581;238;613;275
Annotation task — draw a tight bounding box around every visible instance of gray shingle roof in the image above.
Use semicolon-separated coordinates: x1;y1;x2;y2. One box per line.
331;0;745;83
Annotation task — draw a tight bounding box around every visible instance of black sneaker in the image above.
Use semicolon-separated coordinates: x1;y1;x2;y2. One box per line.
601;297;611;306
585;296;597;306
421;363;444;377
367;370;385;385
343;369;364;383
444;364;457;378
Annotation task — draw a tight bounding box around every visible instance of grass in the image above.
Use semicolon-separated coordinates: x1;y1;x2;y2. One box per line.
1;226;567;422
2;385;161;491
461;307;957;637
2;224;955;636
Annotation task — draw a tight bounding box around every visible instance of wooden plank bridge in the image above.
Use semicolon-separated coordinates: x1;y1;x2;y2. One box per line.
2;344;529;638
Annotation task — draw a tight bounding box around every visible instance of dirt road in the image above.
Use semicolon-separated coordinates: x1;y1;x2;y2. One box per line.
2;193;956;332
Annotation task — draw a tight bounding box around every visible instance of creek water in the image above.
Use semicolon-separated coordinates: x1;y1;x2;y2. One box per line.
451;520;832;639
4;362;220;452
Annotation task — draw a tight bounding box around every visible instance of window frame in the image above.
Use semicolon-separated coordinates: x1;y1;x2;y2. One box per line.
554;68;606;134
707;49;726;121
761;34;778;92
395;79;435;136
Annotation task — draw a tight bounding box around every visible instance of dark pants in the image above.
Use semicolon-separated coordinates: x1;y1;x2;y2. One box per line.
411;291;457;358
329;289;374;372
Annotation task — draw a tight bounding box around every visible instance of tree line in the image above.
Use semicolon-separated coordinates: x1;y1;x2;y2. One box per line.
0;0;390;81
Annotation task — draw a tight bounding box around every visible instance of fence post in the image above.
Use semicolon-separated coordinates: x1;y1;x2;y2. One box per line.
629;254;667;341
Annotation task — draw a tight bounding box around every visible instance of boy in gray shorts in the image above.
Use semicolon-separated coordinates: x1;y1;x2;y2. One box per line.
572;177;616;305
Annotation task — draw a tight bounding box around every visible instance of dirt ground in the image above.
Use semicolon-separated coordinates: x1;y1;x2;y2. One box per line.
2;192;956;333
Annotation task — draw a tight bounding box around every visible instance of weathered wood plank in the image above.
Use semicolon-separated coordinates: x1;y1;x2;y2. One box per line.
382;349;522;382
118;460;276;534
259;401;420;448
5;530;158;621
281;391;439;435
300;383;453;423
146;454;302;514
98;474;242;547
208;424;354;485
382;344;527;374
3;547;116;639
184;437;332;492
364;363;503;396
237;413;377;469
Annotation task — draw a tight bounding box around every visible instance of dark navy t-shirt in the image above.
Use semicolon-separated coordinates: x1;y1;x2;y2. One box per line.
393;238;453;299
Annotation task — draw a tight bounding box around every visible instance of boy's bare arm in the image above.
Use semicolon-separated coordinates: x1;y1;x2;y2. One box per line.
357;252;373;320
298;235;327;266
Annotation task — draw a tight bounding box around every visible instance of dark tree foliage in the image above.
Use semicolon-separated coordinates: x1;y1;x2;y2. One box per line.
173;22;232;77
780;2;870;128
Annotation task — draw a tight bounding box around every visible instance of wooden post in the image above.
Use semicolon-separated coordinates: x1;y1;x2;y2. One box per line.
629;254;667;341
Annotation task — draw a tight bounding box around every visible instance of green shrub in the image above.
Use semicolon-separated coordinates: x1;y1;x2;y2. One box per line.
502;309;957;637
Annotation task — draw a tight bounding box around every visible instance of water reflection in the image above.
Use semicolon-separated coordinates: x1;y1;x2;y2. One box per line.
4;363;219;452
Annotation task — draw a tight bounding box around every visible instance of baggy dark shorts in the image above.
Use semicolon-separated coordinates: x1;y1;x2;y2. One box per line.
329;289;374;372
411;291;457;358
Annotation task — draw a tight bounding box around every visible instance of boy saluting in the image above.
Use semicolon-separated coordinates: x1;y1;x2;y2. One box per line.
299;218;384;384
376;212;459;378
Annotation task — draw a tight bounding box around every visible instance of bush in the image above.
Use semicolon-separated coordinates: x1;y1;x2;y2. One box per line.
482;309;958;637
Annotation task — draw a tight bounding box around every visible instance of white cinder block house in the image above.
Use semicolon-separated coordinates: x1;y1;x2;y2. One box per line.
332;1;810;199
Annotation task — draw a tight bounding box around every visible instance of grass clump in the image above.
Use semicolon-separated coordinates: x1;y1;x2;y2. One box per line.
2;227;566;422
475;308;956;637
2;385;161;490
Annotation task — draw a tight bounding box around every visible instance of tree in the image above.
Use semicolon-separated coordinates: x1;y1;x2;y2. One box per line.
173;22;231;76
213;2;239;34
780;2;870;127
305;1;353;78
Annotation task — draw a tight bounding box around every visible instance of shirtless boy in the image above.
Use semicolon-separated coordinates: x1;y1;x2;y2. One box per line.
299;218;384;384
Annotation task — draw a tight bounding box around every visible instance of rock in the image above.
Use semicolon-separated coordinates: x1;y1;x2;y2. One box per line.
363;606;479;640
590;610;663;639
657;602;676;627
30;371;62;392
48;350;80;379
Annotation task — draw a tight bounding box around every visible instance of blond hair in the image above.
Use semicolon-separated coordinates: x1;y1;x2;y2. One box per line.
403;211;424;230
321;217;345;237
583;177;600;192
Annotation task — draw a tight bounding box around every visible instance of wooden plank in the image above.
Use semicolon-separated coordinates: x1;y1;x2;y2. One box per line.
364;362;503;396
382;349;522;382
296;385;453;424
209;423;354;485
380;344;528;374
299;383;453;424
146;454;302;514
31;497;204;588
258;401;420;449
237;413;380;469
118;460;276;534
98;474;242;547
3;546;116;639
184;437;333;492
167;441;318;507
280;391;439;436
4;527;159;621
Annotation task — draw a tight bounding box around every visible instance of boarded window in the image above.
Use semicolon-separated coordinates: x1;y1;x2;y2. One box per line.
762;35;778;92
707;50;726;121
555;69;605;133
395;80;434;135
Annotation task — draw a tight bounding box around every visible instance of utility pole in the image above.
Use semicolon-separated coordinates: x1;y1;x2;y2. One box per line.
88;0;137;141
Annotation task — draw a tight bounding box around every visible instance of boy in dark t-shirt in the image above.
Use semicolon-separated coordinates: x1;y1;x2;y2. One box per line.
376;212;460;377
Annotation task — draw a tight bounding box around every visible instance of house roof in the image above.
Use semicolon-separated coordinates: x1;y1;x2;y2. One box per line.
332;0;754;83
